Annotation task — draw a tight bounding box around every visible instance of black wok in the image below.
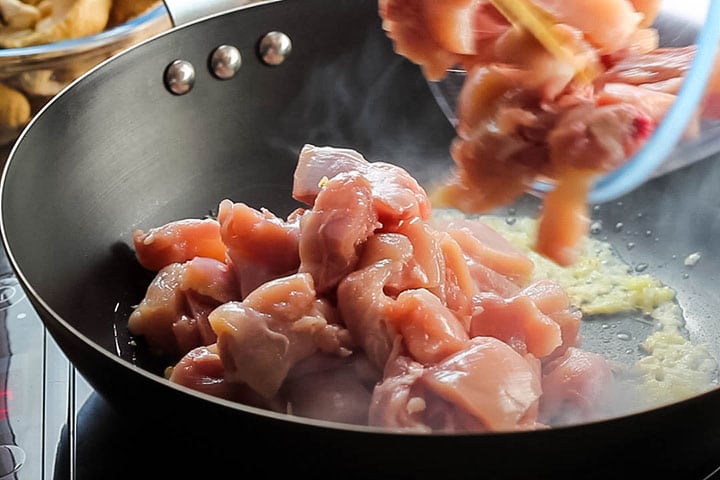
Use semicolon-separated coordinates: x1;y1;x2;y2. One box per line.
2;0;720;478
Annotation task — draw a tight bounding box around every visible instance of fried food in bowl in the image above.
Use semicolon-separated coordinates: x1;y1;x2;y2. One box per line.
0;0;169;146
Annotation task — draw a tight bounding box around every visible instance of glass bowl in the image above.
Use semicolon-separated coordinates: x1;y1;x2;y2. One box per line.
0;4;172;151
428;0;720;204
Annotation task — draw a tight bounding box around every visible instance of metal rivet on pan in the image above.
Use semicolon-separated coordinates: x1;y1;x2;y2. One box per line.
258;31;292;66
210;45;242;80
164;59;196;95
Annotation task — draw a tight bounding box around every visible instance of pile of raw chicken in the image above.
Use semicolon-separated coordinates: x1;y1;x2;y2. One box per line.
379;0;720;265
0;0;161;143
130;145;614;432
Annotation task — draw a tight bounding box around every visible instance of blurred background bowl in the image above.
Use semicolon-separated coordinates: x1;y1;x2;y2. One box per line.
0;2;171;155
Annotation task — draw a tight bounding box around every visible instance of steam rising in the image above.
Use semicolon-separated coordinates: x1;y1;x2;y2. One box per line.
268;31;455;192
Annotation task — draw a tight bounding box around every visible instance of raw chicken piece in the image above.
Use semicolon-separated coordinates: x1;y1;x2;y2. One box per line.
169;345;278;410
469;277;579;359
378;0;462;81
370;353;491;432
368;355;432;432
133;218;226;271
109;0;160;26
358;231;441;295
442;217;534;284
421;0;509;56
455;64;522;138
217;199;300;298
436;231;480;318
534;168;594;267
422;337;543;431
600;46;696;88
447;228;523;296
337;262;401;370
209;273;353;399
128;257;238;356
282;354;377;425
393;289;469;365
596;83;698;139
540;347;615;425
489;27;589;101
470;292;562;358
521;280;582;359
298;172;379;294
531;0;642;55
548;102;655;172
293;144;432;224
385;217;445;291
431;65;555;213
337;215;455;370
169;345;231;398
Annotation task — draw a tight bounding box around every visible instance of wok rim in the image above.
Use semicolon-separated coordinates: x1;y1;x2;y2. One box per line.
0;0;718;441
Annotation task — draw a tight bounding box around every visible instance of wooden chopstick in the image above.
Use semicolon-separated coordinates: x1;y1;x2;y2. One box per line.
487;0;598;83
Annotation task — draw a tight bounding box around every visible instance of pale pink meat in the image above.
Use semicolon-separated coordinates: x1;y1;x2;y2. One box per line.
437;232;479;318
337;263;400;371
387;217;445;291
540;347;615;425
597;83;676;125
600;46;695;88
421;0;509;56
378;0;462;81
169;345;277;410
447;228;523;297
128;257;238;356
522;280;582;359
171;298;216;354
282;354;377;425
370;354;492;433
368;355;432;432
293;144;432;224
393;289;469;365
443;218;534;284
422;337;543;431
357;233;431;295
431;67;557;214
596;83;700;138
490;27;584;101
531;0;642;55
470;289;563;358
547;102;654;172
298;172;379;294
168;345;233;398
209;273;354;399
217;199;301;298
132;144;618;431
133;218;226;271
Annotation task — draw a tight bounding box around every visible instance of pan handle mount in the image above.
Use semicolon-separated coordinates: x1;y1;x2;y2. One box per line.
162;0;263;27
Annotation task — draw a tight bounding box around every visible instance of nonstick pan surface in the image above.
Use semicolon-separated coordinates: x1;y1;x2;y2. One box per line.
2;0;720;478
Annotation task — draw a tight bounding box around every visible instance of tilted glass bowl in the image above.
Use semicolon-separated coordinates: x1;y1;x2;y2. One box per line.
428;0;720;204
